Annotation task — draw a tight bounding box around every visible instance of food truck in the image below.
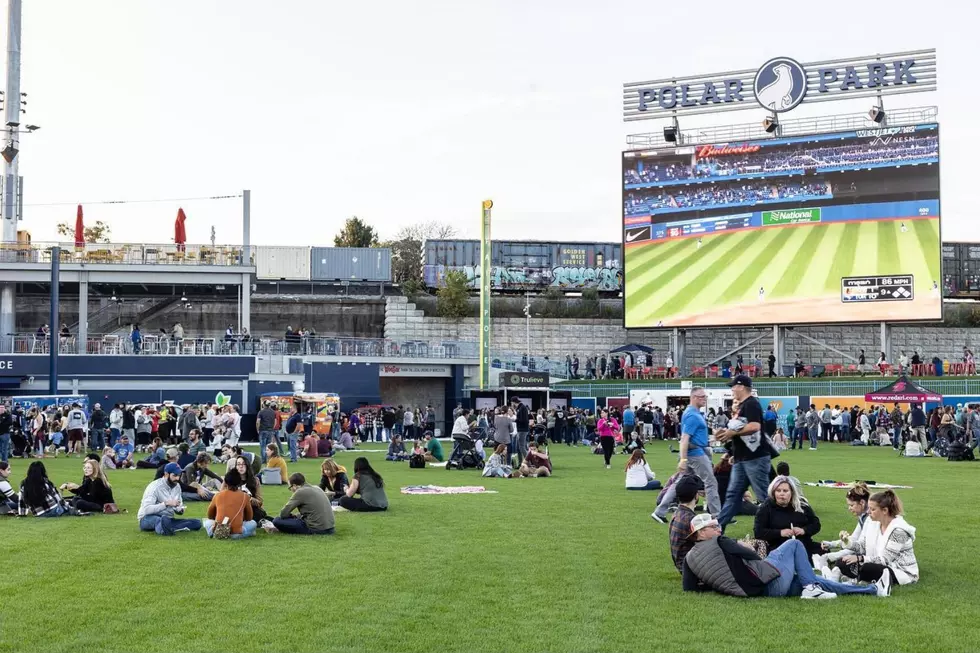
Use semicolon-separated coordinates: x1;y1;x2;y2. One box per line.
258;392;340;435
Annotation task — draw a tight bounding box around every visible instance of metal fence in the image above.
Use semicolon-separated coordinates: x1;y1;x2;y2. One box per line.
0;333;477;359
560;377;980;398
0;242;253;267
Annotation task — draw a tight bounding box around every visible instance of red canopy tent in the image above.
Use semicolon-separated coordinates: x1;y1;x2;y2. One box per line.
174;208;187;252
74;205;85;248
864;375;942;403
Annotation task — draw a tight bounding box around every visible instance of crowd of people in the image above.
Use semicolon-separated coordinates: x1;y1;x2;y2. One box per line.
624;179;832;216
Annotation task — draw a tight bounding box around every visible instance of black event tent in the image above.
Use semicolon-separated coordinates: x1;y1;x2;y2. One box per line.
609;343;654;354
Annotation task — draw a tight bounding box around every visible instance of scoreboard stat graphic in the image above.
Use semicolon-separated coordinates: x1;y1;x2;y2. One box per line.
841;275;915;303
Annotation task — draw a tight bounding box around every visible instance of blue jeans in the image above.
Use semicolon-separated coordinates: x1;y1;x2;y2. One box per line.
0;433;10;462
109;428;121;448
808;426;818;448
287;433;299;462
204;518;257;539
764;540;876;597
259;430;275;462
627;479;661;490
182;490;213;502
789;427;803;449
893;426;903;449
38;504;66;518
272;516;334;535
139;514;202;535
718;455;771;528
90;428;105;452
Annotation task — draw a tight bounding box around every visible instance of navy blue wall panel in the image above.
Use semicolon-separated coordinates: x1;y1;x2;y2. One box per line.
305;362;380;411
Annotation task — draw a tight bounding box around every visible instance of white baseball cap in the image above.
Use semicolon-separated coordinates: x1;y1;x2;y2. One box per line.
690;513;720;536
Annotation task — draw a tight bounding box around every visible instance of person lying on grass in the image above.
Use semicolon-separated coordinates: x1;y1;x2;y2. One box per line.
517;442;551;477
834;489;917;596
318;458;349;502
482;444;513;478
137;462;202;536
60;458;114;513
339;457;389;512
682;514;886;599
266;472;335;535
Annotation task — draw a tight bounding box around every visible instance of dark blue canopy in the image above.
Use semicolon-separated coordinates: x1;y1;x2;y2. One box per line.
609;343;654;354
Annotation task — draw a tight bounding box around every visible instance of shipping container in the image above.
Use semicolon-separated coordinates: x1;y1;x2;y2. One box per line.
255;246;311;280
311;246;391;282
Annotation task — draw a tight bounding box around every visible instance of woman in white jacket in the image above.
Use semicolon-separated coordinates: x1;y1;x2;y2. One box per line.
837;489;918;596
812;483;871;579
624;450;660;490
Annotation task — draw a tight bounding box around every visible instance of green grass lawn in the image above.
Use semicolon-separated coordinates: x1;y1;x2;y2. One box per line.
0;443;974;653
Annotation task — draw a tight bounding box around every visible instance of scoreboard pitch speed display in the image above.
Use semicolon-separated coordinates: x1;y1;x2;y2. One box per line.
841;275;914;303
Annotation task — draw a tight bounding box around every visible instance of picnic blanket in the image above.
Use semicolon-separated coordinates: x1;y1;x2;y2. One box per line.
427;461;448;468
805;481;913;490
401;485;498;495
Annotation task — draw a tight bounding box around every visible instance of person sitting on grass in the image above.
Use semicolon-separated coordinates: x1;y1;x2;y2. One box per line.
318;458;349;502
0;461;20;514
482;444;514;478
175;442;195;468
812;482;870;580
266;472;335;535
204;469;256;539
60;458;114;513
835;490;917;596
155;448;180;479
300;432;319;459
187;429;206;458
624;449;658;490
18;461;72;517
423;432;443;463
518;442;552;477
669;475;704;573
335;430;355;452
754;475;822;557
262;444;288;484
180;453;223;502
112;434;135;469
136;437;167;469
682;514;879;599
386;435;410;461
339;457;389;512
235;455;267;523
137;462;202;536
101;446;118;470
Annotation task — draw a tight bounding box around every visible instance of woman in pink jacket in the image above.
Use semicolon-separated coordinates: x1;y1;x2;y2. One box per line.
596;410;620;469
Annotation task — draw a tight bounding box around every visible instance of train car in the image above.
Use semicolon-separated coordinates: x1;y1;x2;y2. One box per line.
943;242;980;299
422;239;622;293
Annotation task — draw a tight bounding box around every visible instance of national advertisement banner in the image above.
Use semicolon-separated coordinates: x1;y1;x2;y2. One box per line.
762;207;821;226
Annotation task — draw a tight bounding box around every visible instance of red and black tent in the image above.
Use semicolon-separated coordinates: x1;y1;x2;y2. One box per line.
864;375;942;404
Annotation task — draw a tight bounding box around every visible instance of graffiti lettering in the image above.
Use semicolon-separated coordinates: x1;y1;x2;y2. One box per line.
424;264;623;291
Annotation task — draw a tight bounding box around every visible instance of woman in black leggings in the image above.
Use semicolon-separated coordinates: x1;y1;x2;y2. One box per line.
339;457;389;512
61;458;114;513
596;410;620;469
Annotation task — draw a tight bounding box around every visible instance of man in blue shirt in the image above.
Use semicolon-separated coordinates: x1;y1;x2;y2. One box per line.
622;406;636;440
113;434;135;469
284;405;304;463
652;387;721;523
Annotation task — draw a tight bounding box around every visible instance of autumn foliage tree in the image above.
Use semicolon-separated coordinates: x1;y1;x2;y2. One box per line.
56;220;112;243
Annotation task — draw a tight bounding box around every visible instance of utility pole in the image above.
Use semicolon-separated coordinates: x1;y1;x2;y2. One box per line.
0;0;23;346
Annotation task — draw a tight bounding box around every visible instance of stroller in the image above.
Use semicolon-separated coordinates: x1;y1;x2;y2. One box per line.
446;427;485;470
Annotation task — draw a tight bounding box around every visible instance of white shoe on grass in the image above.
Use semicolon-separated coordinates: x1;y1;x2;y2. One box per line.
801;584;837;599
650;512;666;524
875;573;892;597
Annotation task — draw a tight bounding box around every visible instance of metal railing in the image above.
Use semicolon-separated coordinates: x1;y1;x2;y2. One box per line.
0;333;478;359
0;242;254;267
560;377;980;397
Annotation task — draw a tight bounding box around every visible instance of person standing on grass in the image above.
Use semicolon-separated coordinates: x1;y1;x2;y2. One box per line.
340;457;389;512
668;475;703;573
60;458;114;513
596;409;619;469
256;402;278;464
513;398;530;467
0;405;11;464
714;375;769;530
652;387;721;523
267;472;335;535
138;463;202;536
108;403;123;448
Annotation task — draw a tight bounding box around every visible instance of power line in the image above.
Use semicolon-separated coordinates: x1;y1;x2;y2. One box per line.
24;193;243;208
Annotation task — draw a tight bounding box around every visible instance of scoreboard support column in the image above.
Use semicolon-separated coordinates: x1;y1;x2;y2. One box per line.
880;322;892;366
773;324;785;376
673;328;686;375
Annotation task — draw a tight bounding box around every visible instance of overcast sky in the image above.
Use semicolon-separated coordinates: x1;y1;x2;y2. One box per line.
4;0;974;246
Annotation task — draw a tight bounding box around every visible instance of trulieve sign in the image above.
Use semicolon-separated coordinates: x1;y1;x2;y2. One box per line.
500;371;550;388
622;49;936;120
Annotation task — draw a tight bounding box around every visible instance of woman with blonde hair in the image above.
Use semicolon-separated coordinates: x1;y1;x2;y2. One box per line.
753;475;822;556
624;449;659;490
318;458;349;501
837;489;917;596
61;458;114;513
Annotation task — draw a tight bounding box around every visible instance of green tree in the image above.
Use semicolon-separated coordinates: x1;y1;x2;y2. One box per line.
334;216;379;248
437;269;470;320
382;221;457;287
56;220;112;243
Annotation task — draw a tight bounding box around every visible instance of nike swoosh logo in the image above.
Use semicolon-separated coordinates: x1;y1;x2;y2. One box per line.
626;231;645;242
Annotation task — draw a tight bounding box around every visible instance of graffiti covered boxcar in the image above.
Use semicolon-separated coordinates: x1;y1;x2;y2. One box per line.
422;239;622;293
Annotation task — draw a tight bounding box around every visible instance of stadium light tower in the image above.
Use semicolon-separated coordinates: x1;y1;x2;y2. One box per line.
0;0;24;346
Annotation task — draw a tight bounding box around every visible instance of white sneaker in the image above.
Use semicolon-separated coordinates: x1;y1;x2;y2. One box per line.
812;554;828;569
650;512;666;524
875;573;892;597
809;447;817;451
801;584;837;599
605;464;610;469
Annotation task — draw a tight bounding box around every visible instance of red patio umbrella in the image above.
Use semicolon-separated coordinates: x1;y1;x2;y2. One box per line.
175;207;187;252
74;204;85;248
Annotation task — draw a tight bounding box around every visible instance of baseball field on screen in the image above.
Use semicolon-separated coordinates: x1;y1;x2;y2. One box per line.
623;215;941;327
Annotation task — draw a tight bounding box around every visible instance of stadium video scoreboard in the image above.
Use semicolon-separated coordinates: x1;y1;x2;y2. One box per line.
841;275;914;303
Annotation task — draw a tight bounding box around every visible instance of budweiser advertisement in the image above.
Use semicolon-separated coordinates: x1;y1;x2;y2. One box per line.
622;123;941;328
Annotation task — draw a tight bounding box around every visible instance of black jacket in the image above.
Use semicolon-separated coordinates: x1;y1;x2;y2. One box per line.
70;478;115;506
682;536;768;596
753;498;822;556
0;412;11;435
90;409;108;430
319;472;349;500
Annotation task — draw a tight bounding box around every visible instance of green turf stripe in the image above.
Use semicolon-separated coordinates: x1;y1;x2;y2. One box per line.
625;238;686;275
913;217;941;283
823;222;860;293
877;220;900;274
770;223;831;296
625;234;732;302
718;227;796;303
625;238;697;286
636;230;766;323
849;221;879;276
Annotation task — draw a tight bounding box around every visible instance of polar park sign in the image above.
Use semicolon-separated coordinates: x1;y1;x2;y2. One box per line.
622;49;936;120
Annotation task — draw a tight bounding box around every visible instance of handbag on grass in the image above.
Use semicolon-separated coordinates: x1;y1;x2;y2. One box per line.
103;503;121;514
213;495;247;540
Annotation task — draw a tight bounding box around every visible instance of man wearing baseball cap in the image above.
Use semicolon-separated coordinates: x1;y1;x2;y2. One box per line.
715;374;771;530
137;462;202;536
668;474;703;573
